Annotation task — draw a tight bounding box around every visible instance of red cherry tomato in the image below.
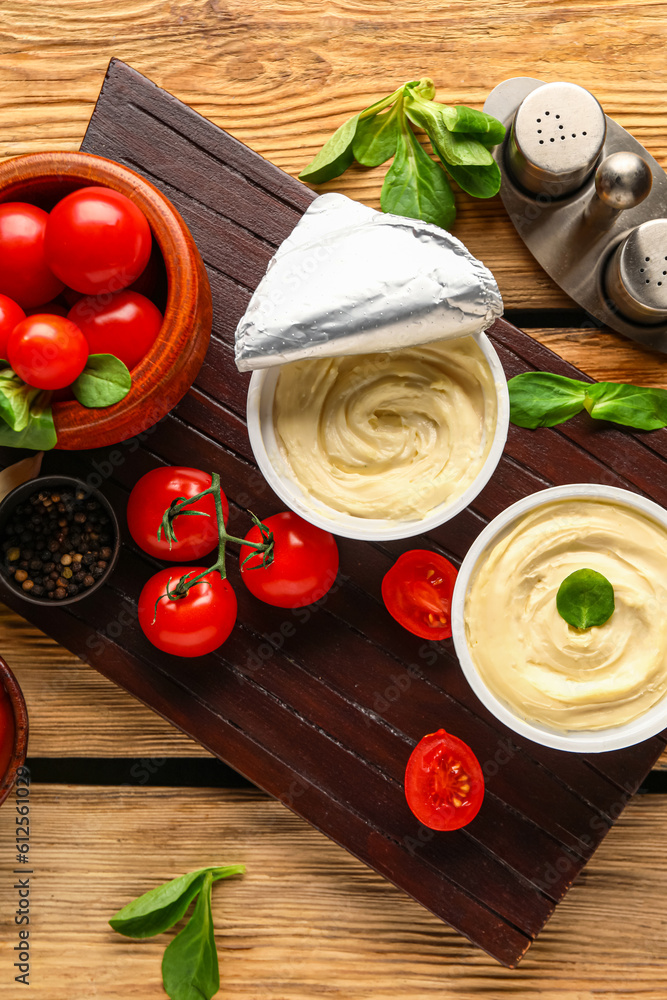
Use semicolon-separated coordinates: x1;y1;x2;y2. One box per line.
8;315;89;390
0;685;15;779
405;730;485;831
0;203;64;308
382;549;458;640
45;187;152;295
68;290;163;371
138;566;237;657
240;511;339;608
0;294;26;358
127;467;227;561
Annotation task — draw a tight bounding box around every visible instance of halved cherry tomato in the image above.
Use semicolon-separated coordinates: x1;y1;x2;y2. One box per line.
138;566;237;657
0;294;26;357
382;549;458;640
240;511;339;608
8;315;89;390
405;729;484;831
68;290;162;371
45;187;152;295
127;467;226;561
0;203;64;308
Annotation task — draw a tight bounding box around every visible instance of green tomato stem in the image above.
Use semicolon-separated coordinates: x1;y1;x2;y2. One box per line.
156;472;274;601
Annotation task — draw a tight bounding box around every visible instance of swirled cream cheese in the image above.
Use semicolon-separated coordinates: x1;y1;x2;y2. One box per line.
464;499;667;732
272;336;497;520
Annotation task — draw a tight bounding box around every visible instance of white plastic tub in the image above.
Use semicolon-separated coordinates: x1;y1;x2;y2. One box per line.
451;483;667;753
246;332;510;542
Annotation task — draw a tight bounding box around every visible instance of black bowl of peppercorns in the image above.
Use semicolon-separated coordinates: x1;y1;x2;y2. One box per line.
0;476;120;606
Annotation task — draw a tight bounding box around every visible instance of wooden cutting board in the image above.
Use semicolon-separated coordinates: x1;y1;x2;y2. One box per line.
3;57;667;968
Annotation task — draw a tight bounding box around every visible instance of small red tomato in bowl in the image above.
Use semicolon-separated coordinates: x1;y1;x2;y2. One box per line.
7;314;88;390
382;550;458;641
45;186;152;295
127;467;227;561
240;511;339;608
0;294;26;357
405;730;485;831
138;566;237;658
68;290;163;371
0;202;64;308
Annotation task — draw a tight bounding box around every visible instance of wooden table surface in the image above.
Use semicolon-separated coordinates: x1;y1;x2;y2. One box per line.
1;2;667;996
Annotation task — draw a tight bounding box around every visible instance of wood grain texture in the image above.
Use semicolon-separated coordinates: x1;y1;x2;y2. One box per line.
1;0;667;317
0;783;666;999
0;58;662;967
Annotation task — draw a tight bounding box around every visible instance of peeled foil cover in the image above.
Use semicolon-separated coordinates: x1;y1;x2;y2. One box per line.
234;193;503;371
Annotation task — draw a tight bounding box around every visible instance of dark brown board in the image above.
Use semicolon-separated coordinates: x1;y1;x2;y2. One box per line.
2;57;666;967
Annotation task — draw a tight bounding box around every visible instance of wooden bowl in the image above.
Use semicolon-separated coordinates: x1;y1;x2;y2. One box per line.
0;657;28;807
0;151;212;450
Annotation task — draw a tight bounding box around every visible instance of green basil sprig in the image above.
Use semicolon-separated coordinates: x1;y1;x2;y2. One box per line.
508;371;667;431
556;569;615;629
72;353;132;408
0;367;56;450
299;77;505;230
110;864;245;1000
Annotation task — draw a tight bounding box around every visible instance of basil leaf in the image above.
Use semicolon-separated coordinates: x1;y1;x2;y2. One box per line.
353;105;400;166
443;161;502;199
584;382;667;430
71;353;131;408
109;865;245;939
381;123;456;230
0;369;41;432
0;392;57;450
299;113;360;184
161;873;219;1000
406;101;493;167
508;372;588;429
556;569;615;630
442;105;506;145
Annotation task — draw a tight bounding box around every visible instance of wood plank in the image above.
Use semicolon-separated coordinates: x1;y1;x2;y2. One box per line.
0;784;666;999
1;0;667;314
0;604;209;758
0;57;658;965
1;598;663;769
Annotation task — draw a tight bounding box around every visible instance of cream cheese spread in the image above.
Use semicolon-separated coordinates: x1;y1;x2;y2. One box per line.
272;336;498;521
464;499;667;732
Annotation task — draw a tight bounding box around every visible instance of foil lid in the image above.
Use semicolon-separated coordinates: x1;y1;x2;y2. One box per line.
234;193;503;372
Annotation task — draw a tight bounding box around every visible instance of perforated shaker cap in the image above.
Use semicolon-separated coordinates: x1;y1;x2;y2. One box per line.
509;82;607;196
605;219;667;324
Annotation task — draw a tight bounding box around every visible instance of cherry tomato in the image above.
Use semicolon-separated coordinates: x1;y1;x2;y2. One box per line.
0;202;64;308
0;685;15;779
405;729;485;831
127;467;227;561
0;294;26;358
45;186;152;295
8;315;89;390
382;549;458;640
138;566;237;657
240;511;339;608
68;290;163;371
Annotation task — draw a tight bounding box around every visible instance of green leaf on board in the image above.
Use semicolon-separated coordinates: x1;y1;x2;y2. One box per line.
508;372;588;428
583;381;667;430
